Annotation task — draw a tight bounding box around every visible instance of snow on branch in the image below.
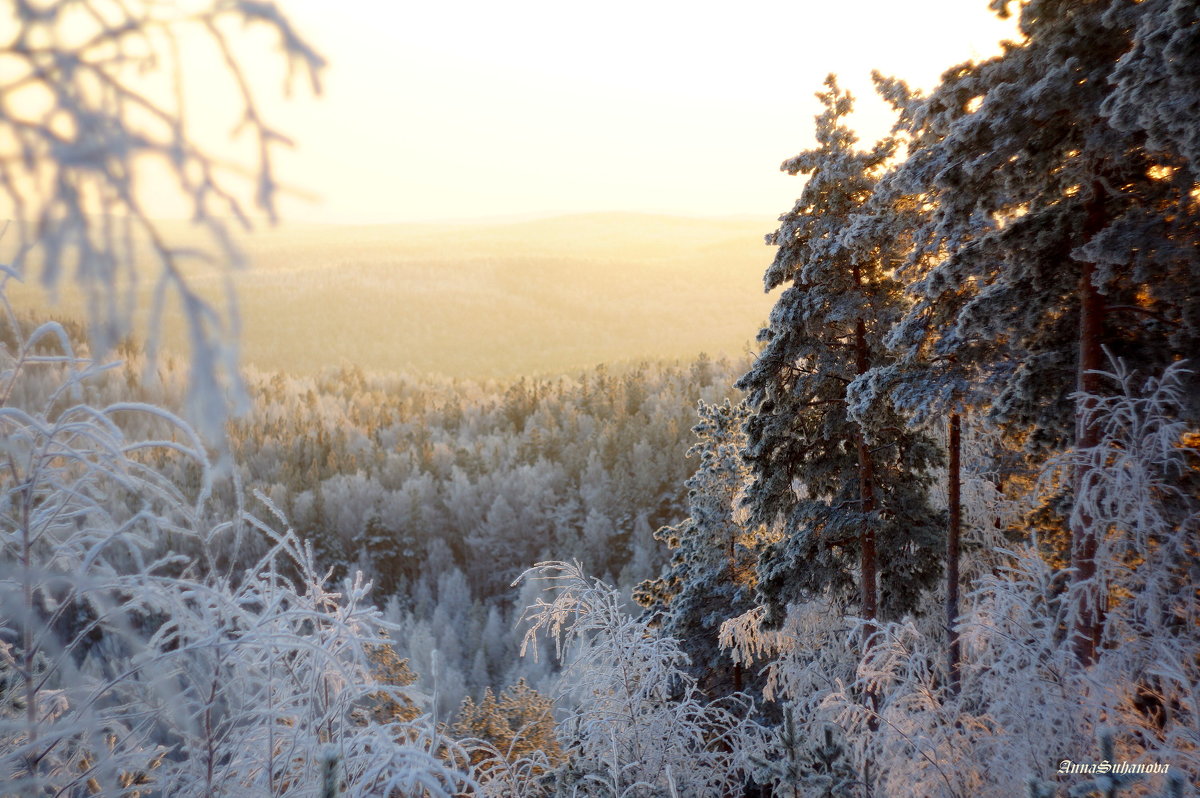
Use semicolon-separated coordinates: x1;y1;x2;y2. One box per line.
0;0;325;438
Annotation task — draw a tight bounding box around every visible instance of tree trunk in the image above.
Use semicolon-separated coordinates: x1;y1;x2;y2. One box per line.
1070;183;1108;666
853;306;880;734
854;316;878;624
946;411;962;694
847;257;882;747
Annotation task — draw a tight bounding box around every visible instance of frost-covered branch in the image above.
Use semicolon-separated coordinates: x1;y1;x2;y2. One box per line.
0;0;325;437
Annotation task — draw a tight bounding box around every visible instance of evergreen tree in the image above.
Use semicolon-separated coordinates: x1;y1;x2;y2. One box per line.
635;400;763;700
363;515;425;597
453;679;562;773
844;85;997;694
1102;0;1200;184
876;0;1200;663
362;641;421;726
737;76;943;624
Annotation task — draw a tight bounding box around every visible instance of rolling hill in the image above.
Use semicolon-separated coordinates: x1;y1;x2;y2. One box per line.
6;212;778;377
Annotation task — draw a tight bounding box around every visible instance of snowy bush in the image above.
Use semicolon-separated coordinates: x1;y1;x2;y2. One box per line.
0;303;474;796
720;599;872;797
516;561;766;797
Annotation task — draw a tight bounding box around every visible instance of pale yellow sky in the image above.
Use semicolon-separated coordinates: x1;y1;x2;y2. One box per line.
48;0;1020;226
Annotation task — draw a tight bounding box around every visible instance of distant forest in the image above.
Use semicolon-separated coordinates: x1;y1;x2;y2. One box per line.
4;213;774;377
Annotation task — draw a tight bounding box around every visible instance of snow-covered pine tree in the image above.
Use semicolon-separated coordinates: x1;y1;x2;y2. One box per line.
1102;0;1200;186
876;0;1200;664
845;79;1001;694
634;399;764;702
737;76;942;625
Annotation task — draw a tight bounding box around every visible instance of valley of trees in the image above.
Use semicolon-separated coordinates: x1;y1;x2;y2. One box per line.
70;346;749;720
2;0;1198;796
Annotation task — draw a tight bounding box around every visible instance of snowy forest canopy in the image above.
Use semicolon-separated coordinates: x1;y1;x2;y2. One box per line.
2;1;1199;797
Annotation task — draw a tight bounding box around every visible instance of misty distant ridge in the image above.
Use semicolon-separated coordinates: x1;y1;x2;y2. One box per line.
7;212;777;377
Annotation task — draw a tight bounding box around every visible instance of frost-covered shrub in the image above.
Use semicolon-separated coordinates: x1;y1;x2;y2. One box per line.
720;599;873;797
0;306;474;797
516;561;766;797
455;678;563;791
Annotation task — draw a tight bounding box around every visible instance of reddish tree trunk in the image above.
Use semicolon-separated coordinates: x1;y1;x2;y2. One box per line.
849;262;881;739
853;302;880;732
947;411;962;694
1071;259;1106;665
1070;183;1108;666
854;317;878;624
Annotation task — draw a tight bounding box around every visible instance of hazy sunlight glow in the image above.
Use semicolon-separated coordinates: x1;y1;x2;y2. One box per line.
191;0;1017;224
